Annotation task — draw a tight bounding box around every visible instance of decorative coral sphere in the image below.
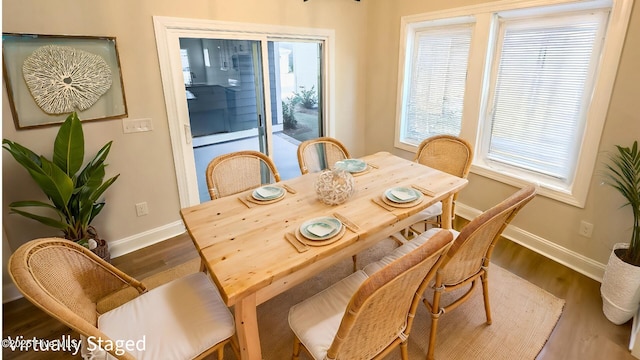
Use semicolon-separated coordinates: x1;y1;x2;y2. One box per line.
314;169;355;205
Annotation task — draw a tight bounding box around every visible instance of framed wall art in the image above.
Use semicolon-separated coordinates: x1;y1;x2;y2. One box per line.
2;33;128;129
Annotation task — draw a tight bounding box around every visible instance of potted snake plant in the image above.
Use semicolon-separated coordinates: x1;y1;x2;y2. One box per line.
601;140;640;324
3;112;119;261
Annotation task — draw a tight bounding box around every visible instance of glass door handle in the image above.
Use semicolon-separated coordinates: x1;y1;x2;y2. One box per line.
258;114;265;136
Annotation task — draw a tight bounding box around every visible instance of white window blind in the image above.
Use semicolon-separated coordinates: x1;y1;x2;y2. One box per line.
486;12;606;181
402;24;472;145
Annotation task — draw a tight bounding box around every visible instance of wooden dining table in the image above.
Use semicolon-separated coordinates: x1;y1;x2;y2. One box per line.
180;151;468;360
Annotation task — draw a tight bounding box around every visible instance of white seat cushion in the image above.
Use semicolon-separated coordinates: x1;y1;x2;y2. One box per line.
96;272;234;360
288;270;369;360
419;202;443;218
363;228;459;276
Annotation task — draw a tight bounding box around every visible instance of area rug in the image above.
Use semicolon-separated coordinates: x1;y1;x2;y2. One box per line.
250;239;565;360
146;239;564;360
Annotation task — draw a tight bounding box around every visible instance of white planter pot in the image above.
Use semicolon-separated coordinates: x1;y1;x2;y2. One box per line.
601;243;640;325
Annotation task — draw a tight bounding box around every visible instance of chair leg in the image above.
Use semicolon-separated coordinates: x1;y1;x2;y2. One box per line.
402;226;415;239
400;341;409;360
426;287;443;360
390;232;409;246
427;310;442;360
352;255;357;272
481;271;492;325
292;336;302;360
217;346;224;360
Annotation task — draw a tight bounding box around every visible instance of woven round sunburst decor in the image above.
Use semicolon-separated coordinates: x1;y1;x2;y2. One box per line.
22;45;113;114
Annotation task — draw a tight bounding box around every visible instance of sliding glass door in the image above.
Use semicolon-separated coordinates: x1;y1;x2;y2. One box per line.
268;40;323;182
179;37;323;202
154;17;334;207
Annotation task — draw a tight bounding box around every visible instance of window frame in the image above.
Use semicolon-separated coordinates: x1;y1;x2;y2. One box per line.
394;0;633;207
396;16;476;147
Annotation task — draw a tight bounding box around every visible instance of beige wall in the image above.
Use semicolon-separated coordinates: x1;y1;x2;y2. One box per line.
365;0;640;266
2;0;638;274
2;0;368;251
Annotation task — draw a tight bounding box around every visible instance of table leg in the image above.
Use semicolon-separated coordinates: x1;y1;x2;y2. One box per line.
441;194;454;229
235;293;262;360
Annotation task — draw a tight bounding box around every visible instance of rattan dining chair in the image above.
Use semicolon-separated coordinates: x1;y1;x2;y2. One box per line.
363;184;536;360
297;136;350;175
8;238;238;360
410;135;473;235
206;150;281;200
289;229;454;360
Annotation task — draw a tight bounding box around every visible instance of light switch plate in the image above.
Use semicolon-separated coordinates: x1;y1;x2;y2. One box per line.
123;118;153;133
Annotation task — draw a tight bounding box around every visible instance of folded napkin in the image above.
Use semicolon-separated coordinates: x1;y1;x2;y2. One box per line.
256;186;280;198
391;189;415;201
307;223;334;237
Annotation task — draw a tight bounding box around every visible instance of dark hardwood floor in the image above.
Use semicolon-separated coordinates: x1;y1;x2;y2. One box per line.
2;230;635;359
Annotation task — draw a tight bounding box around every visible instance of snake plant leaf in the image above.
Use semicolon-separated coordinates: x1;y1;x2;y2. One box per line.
37;157;74;210
85;175;119;224
2;140;43;174
77;142;111;188
53;112;84;177
9;200;60;211
80;175;120;226
8;205;68;230
4;133;73;211
90;175;119;203
77;142;112;187
18;157;73;211
75;162;108;223
79;163;105;194
89;201;106;224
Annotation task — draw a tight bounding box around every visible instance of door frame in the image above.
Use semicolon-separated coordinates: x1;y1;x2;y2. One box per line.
153;16;335;207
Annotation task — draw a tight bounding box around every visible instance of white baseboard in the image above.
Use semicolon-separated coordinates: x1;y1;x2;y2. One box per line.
108;220;186;258
3;221;187;304
456;203;606;283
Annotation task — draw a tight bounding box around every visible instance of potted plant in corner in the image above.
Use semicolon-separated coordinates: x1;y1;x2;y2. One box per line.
3;112;119;261
601;140;640;324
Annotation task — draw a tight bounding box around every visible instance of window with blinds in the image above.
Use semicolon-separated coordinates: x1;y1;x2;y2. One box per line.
395;0;631;206
401;24;472;145
485;12;607;182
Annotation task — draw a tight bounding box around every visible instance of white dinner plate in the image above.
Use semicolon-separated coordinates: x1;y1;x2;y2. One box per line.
300;217;343;241
334;159;368;173
252;186;285;201
384;187;420;203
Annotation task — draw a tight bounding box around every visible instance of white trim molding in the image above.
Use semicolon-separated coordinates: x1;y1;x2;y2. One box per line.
108;220;186;258
456;202;606;282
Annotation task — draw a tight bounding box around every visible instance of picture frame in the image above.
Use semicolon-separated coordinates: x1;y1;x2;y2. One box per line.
2;33;128;129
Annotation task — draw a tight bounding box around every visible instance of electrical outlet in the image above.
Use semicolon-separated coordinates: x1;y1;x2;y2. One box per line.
579;220;593;238
135;202;149;217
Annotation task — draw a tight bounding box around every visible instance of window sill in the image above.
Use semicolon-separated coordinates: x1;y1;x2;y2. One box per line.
396;137;588;207
470;163;585;208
